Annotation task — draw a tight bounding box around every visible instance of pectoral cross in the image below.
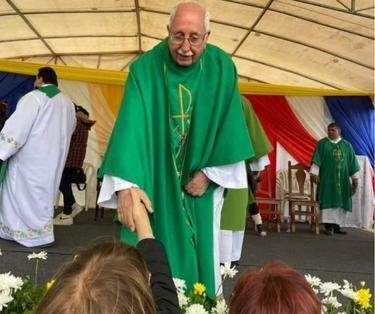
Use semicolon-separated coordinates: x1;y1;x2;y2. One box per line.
333;149;343;161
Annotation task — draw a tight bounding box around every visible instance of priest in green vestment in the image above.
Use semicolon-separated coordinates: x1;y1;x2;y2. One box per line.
220;96;273;266
97;2;252;298
310;122;360;235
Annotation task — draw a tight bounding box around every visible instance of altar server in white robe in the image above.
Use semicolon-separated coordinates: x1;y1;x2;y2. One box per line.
0;67;76;247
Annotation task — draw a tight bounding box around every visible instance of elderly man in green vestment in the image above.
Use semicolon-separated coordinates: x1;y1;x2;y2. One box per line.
220;96;273;266
97;2;253;298
310;122;360;235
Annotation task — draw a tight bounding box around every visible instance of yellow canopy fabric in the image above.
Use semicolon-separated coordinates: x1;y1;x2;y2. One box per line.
0;59;371;97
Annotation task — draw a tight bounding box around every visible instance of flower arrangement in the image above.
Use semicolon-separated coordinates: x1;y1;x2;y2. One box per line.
173;262;238;314
0;250;50;313
305;274;373;314
1;246;373;314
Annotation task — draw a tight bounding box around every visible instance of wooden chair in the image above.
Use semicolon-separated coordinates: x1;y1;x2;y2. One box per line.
287;161;320;234
255;165;283;232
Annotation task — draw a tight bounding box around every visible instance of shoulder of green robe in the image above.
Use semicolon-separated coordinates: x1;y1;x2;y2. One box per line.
340;138;354;148
317;137;329;145
205;44;234;65
130;40;166;72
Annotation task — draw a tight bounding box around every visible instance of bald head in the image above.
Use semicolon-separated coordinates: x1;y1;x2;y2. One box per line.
169;2;210;32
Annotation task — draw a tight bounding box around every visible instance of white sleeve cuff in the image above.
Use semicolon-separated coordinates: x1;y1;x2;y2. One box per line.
249;155;270;171
310;164;319;176
351;171;360;179
202;161;247;189
97;175;138;208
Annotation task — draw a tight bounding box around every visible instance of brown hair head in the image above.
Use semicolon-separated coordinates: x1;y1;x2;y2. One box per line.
229;261;321;314
36;240;156;314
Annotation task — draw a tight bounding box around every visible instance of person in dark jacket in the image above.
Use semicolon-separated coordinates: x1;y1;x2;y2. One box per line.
0;100;8;169
0;100;8;131
54;104;95;225
36;188;180;314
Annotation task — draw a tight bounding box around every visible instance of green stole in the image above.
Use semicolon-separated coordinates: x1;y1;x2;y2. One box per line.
0;85;60;187
38;84;61;98
0;160;7;188
99;39;252;297
312;138;360;211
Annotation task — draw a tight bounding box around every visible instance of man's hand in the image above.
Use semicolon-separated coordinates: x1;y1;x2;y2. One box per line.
351;178;358;195
117;189;134;230
117;188;153;231
184;170;210;196
130;188;153;239
310;174;319;184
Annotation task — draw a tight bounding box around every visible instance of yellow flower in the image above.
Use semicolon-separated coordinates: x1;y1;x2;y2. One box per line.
46;279;55;290
193;282;206;295
356;288;372;309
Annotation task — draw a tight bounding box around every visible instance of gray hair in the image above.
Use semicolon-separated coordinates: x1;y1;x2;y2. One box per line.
169;1;210;32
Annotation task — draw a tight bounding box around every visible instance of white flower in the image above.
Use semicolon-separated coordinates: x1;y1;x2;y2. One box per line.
0;291;14;311
185;303;209;314
321;295;342;308
0;249;2;256
342;279;351;289
177;291;189;308
27;251;47;260
0;272;24;291
211;299;228;314
319;281;341;296
220;262;238;279
173;278;187;293
305;274;321;287
340;285;356;300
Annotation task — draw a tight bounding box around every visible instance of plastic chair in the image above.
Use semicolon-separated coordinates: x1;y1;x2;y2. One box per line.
286;161;320;234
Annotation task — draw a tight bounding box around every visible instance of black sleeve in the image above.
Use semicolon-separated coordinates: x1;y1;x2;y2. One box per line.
137;239;181;314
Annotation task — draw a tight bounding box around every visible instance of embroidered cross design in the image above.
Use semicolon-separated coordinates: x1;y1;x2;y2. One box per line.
333;149;343;161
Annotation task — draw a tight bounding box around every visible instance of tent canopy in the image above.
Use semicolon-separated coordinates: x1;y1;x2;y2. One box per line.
1;0;373;92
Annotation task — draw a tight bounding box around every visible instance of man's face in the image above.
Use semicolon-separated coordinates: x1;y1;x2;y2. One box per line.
327;126;340;140
34;75;43;88
167;4;209;67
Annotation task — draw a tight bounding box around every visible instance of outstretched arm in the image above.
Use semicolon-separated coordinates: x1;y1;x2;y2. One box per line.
131;187;179;312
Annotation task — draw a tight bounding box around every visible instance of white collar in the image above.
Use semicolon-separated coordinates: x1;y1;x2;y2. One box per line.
328;137;341;144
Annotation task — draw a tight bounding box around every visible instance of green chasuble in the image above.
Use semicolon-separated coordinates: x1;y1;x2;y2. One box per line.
242;96;273;162
312;138;360;212
99;39;252;297
220;96;273;230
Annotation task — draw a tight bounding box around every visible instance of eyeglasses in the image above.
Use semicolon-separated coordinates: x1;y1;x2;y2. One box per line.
169;32;206;46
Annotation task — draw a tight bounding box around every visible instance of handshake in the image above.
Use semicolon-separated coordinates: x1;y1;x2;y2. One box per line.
116;188;154;240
